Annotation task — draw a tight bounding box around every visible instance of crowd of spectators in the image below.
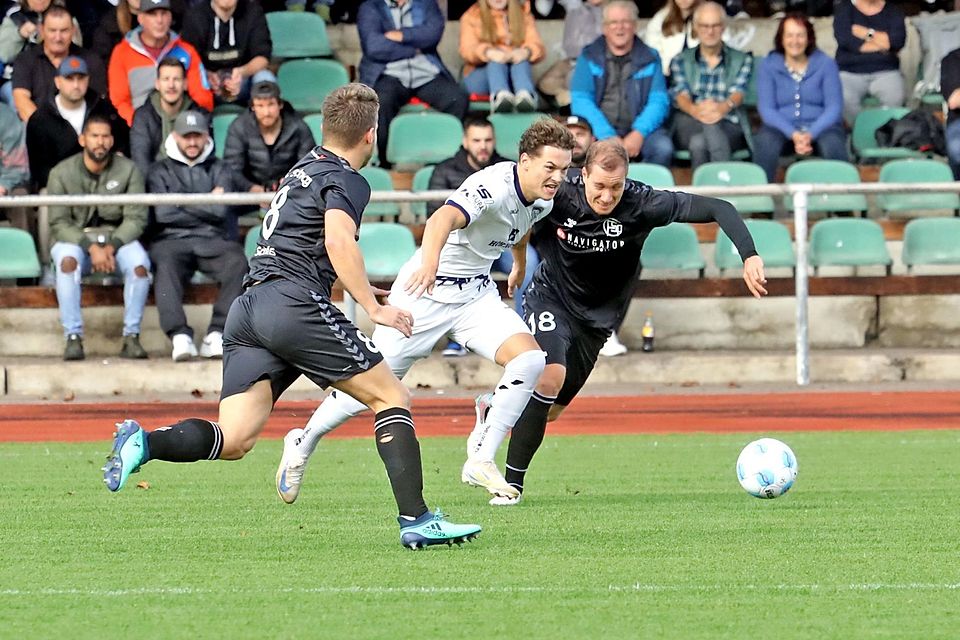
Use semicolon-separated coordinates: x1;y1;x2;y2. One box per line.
0;0;958;362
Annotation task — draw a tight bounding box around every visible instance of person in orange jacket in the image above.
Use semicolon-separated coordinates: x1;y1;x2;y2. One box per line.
459;0;545;113
107;0;212;125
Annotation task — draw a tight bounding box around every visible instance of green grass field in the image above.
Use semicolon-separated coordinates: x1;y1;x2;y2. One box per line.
1;431;959;639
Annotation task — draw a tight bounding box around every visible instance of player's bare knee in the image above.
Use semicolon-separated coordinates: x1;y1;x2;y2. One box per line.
134;265;148;278
60;257;78;273
536;366;564;397
220;436;256;460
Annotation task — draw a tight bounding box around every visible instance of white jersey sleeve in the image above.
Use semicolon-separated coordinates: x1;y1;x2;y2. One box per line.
444;165;511;227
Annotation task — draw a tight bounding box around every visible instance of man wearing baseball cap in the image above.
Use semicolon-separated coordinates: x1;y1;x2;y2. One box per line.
146;109;246;362
561;115;595;169
26;55;128;191
109;0;213;125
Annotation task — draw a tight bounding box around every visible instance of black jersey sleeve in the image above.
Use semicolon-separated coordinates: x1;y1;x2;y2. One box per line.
321;171;371;227
684;195;759;262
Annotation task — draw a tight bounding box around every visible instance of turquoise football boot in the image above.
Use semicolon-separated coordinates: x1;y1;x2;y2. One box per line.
102;420;148;492
398;509;481;550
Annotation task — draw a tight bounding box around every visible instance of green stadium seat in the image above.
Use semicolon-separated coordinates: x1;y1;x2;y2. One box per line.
851;107;922;161
877;158;960;215
212;113;238;159
266;11;332;58
358;222;417;279
358;166;399;218
640;223;706;276
809;218;892;274
901;218;960;269
303;113;322;145
411;165;435;218
488;113;548;161
0;227;41;279
784;159;868;215
386;112;463;168
277;59;348;114
244;225;261;260
692;161;775;215
715;219;795;271
627;162;675;187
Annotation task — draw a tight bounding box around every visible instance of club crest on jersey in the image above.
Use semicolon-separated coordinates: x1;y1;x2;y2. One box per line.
603;219;623;237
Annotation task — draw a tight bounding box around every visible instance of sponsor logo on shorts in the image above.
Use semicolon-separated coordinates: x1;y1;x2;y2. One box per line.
254;245;276;257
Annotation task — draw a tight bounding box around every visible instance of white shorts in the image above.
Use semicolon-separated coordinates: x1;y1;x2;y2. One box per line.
373;282;532;378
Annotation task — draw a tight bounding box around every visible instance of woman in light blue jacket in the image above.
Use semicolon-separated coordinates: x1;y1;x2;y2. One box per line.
753;14;847;182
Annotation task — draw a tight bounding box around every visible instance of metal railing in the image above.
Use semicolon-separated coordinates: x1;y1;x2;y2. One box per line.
5;180;960;386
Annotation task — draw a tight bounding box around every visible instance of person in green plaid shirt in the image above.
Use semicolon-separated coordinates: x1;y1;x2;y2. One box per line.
668;1;753;170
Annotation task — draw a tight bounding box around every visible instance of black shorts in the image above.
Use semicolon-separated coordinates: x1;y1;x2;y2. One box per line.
522;283;609;407
220;278;384;402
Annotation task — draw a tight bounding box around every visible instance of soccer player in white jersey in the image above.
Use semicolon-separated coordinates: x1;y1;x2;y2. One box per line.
275;118;575;504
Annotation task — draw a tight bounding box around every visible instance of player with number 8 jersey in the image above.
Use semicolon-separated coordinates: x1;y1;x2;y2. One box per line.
274;118;577;506
100;83;483;550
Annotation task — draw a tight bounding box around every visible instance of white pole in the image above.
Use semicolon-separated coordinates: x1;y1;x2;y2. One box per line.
793;188;810;386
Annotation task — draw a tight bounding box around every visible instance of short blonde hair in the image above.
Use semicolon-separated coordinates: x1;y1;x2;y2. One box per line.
321;83;379;148
584;139;629;174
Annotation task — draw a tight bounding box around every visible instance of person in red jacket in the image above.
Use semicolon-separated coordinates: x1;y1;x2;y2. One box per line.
107;0;212;125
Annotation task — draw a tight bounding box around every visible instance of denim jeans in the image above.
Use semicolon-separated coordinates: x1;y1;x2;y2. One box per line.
638;127;675;167
51;241;151;337
753;124;849;182
463;61;536;96
946;119;960;180
492;242;539;315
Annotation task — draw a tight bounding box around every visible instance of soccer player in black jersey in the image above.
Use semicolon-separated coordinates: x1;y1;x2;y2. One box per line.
472;139;768;505
101;83;481;548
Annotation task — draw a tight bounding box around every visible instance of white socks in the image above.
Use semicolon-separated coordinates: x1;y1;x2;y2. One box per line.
471;349;546;462
296;390;368;457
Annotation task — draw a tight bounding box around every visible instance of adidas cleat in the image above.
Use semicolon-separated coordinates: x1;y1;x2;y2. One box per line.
102;419;148;492
461;459;520;499
276;428;308;504
398;510;481;550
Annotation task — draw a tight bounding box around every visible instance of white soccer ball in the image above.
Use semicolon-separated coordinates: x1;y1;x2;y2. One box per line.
736;438;798;499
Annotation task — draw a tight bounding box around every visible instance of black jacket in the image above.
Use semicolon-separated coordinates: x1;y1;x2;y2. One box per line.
147;137;238;241
426;146;510;214
129;90;209;177
25;89;129;190
942;47;960;126
180;0;272;72
222;101;315;191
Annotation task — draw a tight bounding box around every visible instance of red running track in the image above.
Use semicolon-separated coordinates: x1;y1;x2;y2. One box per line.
1;390;959;442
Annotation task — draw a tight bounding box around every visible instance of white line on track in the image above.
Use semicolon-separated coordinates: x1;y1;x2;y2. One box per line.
2;584;958;597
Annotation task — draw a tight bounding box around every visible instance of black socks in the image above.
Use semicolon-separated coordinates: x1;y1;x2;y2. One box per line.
374;408;428;519
504;391;556;494
146;418;224;463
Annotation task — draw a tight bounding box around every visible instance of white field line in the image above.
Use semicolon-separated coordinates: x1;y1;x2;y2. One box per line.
1;583;958;597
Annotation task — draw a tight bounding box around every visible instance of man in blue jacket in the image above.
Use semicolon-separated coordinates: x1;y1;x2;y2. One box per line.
569;0;673;166
357;0;468;168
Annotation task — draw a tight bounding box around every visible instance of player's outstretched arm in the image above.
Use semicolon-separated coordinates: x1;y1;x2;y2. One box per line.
405;204;467;298
325;209;414;337
681;195;768;299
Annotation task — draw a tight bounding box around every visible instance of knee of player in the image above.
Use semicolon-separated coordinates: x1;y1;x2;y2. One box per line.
507;349;546;382
220;436;256;460
536;366;565;397
59;256;78;273
133;265;149;278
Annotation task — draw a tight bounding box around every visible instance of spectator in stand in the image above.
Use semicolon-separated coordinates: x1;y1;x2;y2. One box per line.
222;77;314;215
754;14;846;182
942;47;960;180
47;113;150;361
90;0;139;70
0;101;31;236
0;1;84;85
669;1;752;169
570;0;673;166
180;0;272;106
108;0;212;126
147;109;247;362
10;5;105;121
833;0;906;126
26;55;128;191
130;56;208;176
357;0;468;168
536;0;603;110
645;0;699;76
459;0;545;113
425;113;519;356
